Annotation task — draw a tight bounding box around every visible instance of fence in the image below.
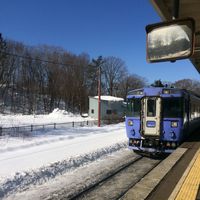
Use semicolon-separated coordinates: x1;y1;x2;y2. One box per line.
0;119;124;138
0;120;98;138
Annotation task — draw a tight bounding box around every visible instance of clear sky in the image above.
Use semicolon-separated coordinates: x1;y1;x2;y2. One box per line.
0;0;199;83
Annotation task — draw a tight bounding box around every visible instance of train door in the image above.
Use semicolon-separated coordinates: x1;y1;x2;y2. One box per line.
141;97;161;137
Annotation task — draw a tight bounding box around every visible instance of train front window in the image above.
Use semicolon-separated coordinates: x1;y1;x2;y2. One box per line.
126;98;141;117
162;98;183;118
147;98;156;117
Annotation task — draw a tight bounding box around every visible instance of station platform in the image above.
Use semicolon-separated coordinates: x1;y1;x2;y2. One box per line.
122;129;200;200
171;148;200;200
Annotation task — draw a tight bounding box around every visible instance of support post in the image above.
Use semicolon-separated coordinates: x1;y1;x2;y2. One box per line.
98;66;101;127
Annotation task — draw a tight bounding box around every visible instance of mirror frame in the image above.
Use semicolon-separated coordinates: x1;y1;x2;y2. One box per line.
146;18;195;63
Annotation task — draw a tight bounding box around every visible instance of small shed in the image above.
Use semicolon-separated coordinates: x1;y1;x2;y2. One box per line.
89;96;125;120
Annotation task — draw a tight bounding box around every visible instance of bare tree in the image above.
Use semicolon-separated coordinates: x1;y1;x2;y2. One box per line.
102;56;127;96
174;79;200;95
1;38;149;115
0;34;8;90
117;74;147;100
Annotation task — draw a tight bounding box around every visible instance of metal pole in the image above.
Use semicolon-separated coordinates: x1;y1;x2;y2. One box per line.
172;0;179;19
98;66;101;127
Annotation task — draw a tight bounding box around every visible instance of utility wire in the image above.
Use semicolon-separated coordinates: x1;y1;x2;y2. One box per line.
0;50;95;68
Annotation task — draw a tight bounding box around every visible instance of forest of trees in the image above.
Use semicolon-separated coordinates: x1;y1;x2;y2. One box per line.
0;34;146;114
0;34;200;115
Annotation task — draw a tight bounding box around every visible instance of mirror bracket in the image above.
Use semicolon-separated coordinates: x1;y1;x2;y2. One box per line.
172;0;179;19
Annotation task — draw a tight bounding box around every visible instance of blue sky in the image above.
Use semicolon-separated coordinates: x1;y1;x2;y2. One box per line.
0;0;199;83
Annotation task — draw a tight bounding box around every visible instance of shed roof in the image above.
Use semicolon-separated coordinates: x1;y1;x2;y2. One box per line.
92;95;124;102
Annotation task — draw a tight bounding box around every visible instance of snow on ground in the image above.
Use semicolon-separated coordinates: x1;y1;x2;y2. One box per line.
0;108;91;128
0;110;127;199
5;149;135;200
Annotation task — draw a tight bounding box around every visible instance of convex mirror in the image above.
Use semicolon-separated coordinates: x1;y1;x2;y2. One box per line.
146;18;195;62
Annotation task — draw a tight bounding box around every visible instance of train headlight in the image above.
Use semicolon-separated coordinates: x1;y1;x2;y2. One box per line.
163;89;170;94
128;120;134;126
136;90;143;95
171;121;178;128
171;142;176;148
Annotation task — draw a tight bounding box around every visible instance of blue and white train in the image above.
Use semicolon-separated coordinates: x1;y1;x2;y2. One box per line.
125;87;200;153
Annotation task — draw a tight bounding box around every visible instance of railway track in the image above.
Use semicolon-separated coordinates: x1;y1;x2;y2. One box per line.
9;150;165;200
71;156;161;200
47;152;163;200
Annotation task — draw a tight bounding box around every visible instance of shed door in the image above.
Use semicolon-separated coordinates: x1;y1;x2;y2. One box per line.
141;97;161;137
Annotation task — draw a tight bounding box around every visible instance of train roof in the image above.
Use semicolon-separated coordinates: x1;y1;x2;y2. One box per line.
127;87;200;99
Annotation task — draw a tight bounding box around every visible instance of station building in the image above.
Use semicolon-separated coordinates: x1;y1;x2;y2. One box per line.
89;96;125;121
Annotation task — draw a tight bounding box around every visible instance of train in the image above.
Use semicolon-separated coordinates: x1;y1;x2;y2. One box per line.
125;87;200;153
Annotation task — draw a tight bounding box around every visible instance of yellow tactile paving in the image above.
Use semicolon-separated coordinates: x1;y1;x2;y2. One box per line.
175;151;200;200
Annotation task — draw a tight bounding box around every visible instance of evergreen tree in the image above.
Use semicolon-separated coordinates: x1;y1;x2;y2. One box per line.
151;80;164;87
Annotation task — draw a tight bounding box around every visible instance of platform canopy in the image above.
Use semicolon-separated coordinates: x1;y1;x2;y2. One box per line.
150;0;200;73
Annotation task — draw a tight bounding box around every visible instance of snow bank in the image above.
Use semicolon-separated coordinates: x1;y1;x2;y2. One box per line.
0;111;127;199
0;109;92;128
0;142;127;198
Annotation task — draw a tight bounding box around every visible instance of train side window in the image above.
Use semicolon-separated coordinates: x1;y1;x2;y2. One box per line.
199;107;200;117
184;99;188;123
194;104;199;118
195;105;197;118
190;103;192;120
106;110;112;115
190;104;195;120
198;107;200;117
184;99;188;114
193;105;195;119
